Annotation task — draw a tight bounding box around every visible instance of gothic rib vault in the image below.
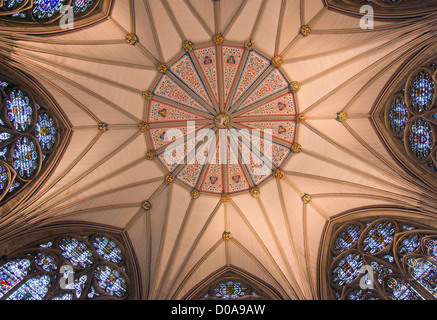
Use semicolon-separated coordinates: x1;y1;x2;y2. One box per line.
0;0;437;300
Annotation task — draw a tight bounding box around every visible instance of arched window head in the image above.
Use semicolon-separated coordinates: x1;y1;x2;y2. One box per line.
324;0;437;19
372;45;437;187
325;217;437;300
0;62;69;209
0;232;133;300
0;0;112;34
184;268;283;300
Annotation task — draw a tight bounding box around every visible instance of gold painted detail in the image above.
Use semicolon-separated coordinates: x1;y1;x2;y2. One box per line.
97;123;108;132
301;25;311;36
190;189;200;199
138;122;149;132
142;90;153;100
337;111;348;122
302;193;312;204
157;63;168;73
273;168;285;180
245;39;255;50
222;231;232;241
271;55;283;68
289;81;301;93
142;200;152;211
145;150;156;160
214;113;230;129
291;143;302;153
221;194;231;204
125;33;138;45
296;113;306;123
213;34;224;46
249;187;260;198
165;174;175;184
182;40;194;52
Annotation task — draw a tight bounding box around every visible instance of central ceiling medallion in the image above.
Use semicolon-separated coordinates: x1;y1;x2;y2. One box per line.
146;40;297;195
214;113;230;129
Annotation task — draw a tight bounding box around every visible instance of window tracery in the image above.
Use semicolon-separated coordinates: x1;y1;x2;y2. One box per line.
0;0;99;23
0;233;131;300
325;0;437;17
0;74;64;204
382;62;437;177
187;270;280;300
0;0;111;34
327;217;437;300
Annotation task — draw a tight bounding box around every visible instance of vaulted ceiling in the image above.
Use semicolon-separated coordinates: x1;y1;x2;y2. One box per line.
0;0;437;300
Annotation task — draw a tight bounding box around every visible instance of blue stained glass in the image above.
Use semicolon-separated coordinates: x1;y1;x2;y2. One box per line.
52;293;73;300
407;258;437;298
87;285;100;298
0;147;7;161
94;265;127;297
36;113;56;150
425;239;437;262
399;234;421;255
213;280;247;300
370;261;393;284
58;237;93;268
386;277;424;300
409;71;435;113
33;0;64;19
7;275;50;300
12;136;38;178
8;181;20;193
0;165;8;191
3;0;25;9
34;252;57;272
346;289;380;300
73;0;94;13
334;224;362;253
388;97;408;134
93;236;123;264
362;222;396;254
6;89;32;132
408;119;433;159
0;132;11;143
0;259;31;298
64;274;87;299
332;253;363;286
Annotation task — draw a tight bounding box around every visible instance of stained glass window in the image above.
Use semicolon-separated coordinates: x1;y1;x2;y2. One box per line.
212;280;248;300
0;0;100;23
328;217;437;300
0;74;63;204
0;233;131;300
409;71;435;113
388;96;408;135
383;62;437;178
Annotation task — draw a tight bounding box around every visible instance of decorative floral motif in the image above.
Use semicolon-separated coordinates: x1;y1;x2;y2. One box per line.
149;43;297;195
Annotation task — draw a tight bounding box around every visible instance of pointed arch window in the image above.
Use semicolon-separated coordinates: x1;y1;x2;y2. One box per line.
327;217;437;300
325;0;437;19
0;233;132;300
185;268;283;300
372;50;437;185
0;68;69;206
0;0;112;34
